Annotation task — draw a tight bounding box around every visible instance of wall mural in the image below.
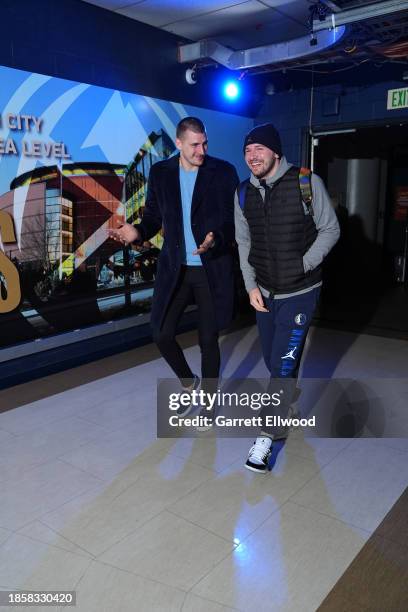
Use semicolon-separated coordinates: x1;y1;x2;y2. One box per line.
0;66;253;349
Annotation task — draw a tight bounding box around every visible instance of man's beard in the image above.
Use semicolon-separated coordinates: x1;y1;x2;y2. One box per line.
255;156;278;179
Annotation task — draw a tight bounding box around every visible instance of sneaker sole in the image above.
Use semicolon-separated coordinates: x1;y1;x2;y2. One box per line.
244;463;267;474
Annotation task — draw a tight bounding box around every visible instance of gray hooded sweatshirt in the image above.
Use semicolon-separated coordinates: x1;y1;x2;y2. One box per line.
234;156;340;299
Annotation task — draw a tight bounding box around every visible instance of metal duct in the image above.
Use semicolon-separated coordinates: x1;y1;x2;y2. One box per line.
178;27;347;70
230;27;346;70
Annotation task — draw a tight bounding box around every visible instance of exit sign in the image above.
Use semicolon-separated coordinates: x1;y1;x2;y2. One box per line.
387;88;408;110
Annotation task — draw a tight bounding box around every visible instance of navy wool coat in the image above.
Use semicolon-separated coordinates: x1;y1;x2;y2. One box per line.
136;154;239;333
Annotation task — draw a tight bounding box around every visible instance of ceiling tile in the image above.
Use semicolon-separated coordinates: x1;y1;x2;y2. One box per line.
82;0;144;10
115;0;256;28
217;18;306;50
260;0;310;26
162;1;275;40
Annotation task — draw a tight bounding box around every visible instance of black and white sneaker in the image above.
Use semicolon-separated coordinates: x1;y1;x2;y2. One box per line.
177;375;201;417
245;436;273;473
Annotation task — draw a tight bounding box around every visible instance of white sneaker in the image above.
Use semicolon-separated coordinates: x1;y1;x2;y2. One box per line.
177;375;200;417
245;436;273;473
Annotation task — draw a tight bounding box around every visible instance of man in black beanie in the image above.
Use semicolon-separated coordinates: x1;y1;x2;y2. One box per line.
235;123;340;473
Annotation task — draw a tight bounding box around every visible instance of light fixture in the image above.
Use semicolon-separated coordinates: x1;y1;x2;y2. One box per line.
223;80;240;100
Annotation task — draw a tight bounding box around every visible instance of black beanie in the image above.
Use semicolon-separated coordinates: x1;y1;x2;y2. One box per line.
243;123;282;157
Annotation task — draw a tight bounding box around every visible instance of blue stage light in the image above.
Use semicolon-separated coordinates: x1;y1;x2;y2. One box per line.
223;81;240;100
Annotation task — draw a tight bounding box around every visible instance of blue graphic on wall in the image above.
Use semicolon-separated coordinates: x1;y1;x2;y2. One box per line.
0;66;251;194
0;65;253;350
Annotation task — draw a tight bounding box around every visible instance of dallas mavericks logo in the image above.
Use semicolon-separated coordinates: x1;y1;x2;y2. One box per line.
295;313;307;325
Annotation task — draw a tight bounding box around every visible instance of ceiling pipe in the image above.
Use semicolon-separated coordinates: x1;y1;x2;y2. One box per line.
313;0;408;32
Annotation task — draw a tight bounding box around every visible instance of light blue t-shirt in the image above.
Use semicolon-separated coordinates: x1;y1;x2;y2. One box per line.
179;166;202;266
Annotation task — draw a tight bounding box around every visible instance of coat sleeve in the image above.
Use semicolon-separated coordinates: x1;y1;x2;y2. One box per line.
135;166;163;243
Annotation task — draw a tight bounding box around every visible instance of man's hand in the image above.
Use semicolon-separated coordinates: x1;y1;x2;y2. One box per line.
249;287;269;312
109;223;140;246
193;231;215;255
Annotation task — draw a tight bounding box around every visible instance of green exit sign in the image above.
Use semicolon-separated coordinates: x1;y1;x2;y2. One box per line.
387;88;408;110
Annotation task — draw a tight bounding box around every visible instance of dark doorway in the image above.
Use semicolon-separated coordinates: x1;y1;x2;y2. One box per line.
313;124;408;338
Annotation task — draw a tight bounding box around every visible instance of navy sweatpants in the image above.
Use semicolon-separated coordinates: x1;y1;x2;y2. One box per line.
256;286;320;438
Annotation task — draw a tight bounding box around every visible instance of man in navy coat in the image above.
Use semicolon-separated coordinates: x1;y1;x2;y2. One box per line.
110;117;238;415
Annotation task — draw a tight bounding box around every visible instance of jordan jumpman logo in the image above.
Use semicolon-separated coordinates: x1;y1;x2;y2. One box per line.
281;347;297;360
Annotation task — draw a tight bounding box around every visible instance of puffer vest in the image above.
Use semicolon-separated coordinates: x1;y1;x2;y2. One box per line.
243;166;321;294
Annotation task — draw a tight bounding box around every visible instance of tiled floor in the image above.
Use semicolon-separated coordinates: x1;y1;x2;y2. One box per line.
0;325;407;611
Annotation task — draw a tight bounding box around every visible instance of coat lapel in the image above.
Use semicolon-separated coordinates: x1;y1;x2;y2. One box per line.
162;154;216;220
191;156;217;217
163;154;183;225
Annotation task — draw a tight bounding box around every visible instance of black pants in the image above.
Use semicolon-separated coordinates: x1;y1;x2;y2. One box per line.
153;266;220;388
